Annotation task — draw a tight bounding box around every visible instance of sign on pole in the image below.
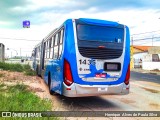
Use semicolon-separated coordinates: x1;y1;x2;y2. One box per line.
23;20;30;28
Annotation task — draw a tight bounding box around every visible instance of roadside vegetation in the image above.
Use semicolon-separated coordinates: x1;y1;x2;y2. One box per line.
0;84;51;111
0;62;36;76
0;62;58;120
0;83;58;120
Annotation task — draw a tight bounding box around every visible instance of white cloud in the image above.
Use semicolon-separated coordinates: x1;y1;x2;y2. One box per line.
0;21;13;26
1;2;160;57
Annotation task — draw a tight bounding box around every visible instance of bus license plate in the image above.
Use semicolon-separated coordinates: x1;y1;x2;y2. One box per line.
95;73;106;78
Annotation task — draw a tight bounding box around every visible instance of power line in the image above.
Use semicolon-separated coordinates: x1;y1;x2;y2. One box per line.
134;41;154;46
132;39;160;45
132;36;160;41
0;37;41;41
131;30;160;36
133;39;160;43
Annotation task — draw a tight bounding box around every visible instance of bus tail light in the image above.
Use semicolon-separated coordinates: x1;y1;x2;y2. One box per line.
64;59;73;86
124;64;130;85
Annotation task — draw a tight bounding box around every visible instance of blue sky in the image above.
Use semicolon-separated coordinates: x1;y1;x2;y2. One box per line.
0;0;160;57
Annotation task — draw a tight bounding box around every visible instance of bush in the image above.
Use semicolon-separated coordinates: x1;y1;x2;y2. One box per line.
0;62;24;72
0;62;36;76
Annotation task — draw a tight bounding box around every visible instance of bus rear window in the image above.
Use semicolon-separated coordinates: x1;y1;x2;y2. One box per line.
77;24;124;43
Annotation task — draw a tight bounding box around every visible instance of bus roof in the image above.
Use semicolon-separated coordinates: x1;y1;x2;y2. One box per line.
77;18;119;27
44;28;57;41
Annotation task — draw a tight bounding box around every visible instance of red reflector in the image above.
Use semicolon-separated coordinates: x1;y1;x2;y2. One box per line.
98;46;105;48
64;59;73;86
66;88;71;90
124;64;130;85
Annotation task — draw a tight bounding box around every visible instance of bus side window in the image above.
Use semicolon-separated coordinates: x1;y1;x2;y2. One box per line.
52;36;55;59
49;38;52;58
54;33;59;59
37;47;39;58
47;40;50;59
47;40;49;58
34;48;37;58
31;50;35;57
45;41;47;59
37;46;40;58
42;42;46;70
47;40;50;58
50;37;53;59
36;48;39;58
58;29;64;58
39;46;41;58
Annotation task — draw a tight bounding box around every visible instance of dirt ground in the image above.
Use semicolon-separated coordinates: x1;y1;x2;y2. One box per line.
0;70;50;99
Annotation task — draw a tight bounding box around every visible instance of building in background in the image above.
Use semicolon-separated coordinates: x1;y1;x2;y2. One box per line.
143;47;160;70
132;46;152;68
0;43;5;62
131;45;160;70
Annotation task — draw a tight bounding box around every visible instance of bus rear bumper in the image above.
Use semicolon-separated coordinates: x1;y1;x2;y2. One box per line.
62;82;129;97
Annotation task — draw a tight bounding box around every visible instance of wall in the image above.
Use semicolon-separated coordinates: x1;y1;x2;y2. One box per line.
0;43;5;62
133;52;148;68
133;52;148;60
148;47;160;54
142;54;160;70
142;62;160;70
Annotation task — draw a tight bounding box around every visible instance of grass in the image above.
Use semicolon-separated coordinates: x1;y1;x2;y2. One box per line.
0;63;59;119
0;62;24;72
0;62;36;76
0;84;58;120
0;83;6;89
0;84;51;111
24;69;36;76
23;64;36;76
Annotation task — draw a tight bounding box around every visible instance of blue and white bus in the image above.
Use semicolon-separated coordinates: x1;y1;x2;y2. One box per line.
32;18;130;97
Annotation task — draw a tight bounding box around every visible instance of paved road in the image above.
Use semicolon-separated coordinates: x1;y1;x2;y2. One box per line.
131;71;160;84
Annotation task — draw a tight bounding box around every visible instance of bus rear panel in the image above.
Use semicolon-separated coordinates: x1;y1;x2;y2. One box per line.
62;18;130;97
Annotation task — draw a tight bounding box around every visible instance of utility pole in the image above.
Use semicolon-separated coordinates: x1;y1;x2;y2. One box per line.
7;48;18;58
